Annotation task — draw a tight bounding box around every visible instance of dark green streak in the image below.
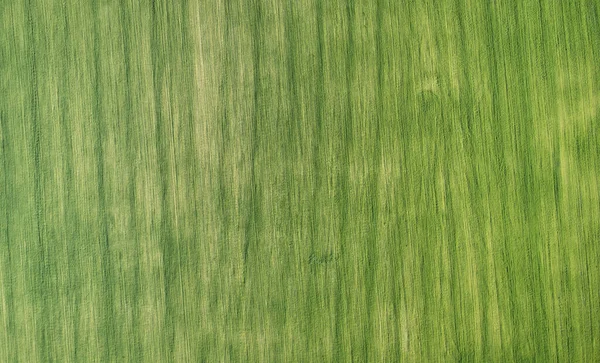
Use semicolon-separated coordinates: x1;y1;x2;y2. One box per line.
219;0;232;278
119;1;143;360
26;2;50;361
150;0;178;358
92;0;117;359
59;4;82;361
312;0;324;244
363;1;384;361
341;2;355;360
244;0;262;285
0;111;17;362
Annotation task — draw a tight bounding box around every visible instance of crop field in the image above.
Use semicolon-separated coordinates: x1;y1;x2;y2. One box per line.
1;0;600;361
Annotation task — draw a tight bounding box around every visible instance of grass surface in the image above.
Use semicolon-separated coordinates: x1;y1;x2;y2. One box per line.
2;0;600;361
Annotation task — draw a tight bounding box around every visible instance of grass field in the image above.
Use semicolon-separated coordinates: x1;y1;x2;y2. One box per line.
2;0;600;361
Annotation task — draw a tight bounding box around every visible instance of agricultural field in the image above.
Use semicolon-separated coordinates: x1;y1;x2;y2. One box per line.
1;0;600;361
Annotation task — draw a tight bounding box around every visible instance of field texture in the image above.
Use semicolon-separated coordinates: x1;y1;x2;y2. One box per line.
2;0;600;361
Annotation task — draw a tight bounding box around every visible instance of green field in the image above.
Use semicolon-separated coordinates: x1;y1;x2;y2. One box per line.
2;0;600;361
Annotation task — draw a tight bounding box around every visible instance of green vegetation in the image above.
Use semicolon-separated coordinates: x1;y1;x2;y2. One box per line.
1;0;600;361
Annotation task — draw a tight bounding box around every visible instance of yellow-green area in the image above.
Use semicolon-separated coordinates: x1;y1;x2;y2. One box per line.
1;0;600;361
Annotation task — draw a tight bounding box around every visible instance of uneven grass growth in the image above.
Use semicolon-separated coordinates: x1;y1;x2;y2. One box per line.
1;0;600;361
